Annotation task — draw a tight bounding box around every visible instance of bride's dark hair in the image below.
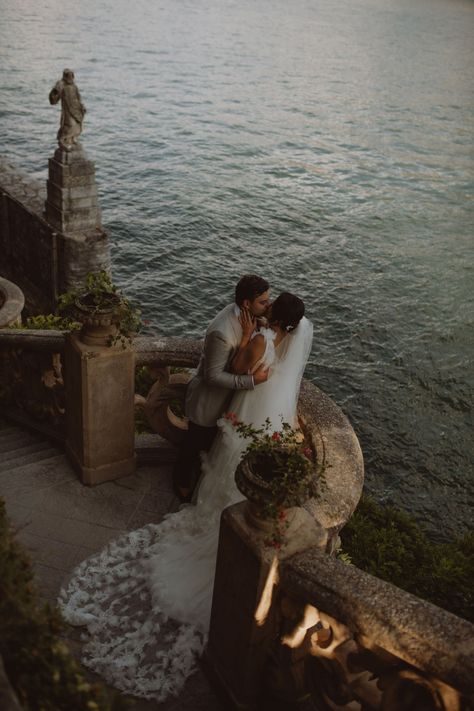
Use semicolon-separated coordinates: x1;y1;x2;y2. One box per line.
270;292;305;332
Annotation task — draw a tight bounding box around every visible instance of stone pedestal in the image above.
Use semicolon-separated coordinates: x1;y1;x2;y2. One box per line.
45;145;101;232
205;502;327;710
64;333;136;486
44;144;110;292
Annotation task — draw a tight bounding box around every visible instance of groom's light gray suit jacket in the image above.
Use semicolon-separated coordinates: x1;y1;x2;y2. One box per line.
185;303;255;427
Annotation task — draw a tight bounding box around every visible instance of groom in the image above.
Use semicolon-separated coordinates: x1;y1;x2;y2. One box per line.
172;274;271;502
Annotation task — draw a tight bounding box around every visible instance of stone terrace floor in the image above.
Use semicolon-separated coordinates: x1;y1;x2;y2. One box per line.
0;420;224;710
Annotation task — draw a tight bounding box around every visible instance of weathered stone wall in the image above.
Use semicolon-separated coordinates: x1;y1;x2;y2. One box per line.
0;156;110;313
0;159;57;313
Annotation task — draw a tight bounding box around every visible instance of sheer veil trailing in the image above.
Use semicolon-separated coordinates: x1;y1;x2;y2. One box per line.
271;316;314;422
58;317;314;702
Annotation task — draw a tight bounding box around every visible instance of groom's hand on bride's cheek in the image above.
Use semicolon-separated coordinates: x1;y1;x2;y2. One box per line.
254;366;269;385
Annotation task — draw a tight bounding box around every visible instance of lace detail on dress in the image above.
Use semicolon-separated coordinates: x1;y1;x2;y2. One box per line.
59;521;206;701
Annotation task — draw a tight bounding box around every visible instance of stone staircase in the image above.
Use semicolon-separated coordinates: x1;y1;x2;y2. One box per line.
0;421;65;474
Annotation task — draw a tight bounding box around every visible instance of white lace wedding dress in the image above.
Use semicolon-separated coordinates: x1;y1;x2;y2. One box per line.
58;320;313;701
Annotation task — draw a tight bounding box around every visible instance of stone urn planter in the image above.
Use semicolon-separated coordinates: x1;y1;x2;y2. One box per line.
75;292;121;346
235;447;315;539
58;271;142;347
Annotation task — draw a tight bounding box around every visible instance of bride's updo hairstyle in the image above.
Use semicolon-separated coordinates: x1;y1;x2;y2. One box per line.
270;292;305;332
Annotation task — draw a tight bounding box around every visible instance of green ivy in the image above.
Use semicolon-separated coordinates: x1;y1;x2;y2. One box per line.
134;408;153;435
0;499;128;710
134;366;156;398
9;314;81;331
340;496;474;622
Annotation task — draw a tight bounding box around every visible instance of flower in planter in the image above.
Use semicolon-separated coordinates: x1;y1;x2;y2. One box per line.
230;416;323;548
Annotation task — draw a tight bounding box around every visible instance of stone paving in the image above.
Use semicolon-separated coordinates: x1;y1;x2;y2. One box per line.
0;421;223;710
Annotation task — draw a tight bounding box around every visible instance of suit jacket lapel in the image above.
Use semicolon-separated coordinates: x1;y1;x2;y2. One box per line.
229;308;242;348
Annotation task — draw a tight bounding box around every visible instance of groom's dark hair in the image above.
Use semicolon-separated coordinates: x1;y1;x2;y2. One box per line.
235;275;269;305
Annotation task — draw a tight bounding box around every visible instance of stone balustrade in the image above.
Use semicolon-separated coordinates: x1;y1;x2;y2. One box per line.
0;330;363;545
206;503;473;710
274;548;473;709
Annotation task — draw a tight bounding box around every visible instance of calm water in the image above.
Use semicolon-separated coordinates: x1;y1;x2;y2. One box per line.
1;0;473;540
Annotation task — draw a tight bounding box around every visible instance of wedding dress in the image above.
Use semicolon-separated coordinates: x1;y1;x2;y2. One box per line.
58;319;313;701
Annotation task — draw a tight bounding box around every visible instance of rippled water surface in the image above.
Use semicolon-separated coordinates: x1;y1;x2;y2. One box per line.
1;0;473;539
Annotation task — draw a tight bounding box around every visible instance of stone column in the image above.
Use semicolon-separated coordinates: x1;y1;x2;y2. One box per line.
44;145;110;292
64;333;136;486
205;501;327;710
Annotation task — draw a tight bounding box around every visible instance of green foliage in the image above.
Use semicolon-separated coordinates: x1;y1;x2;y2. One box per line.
58;270;142;346
340;496;474;622
229;415;321;547
134;366;155;398
232;415;317;499
134;408;153;435
9;314;81;331
0;499;128;710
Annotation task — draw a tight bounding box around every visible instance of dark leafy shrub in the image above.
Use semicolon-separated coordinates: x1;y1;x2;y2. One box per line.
341;496;474;622
0;499;128;710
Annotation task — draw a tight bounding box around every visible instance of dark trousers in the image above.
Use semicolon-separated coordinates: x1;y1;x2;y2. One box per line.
172;420;218;492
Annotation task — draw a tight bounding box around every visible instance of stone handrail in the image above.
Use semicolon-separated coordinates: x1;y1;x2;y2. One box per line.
207;500;473;708
281;548;474;696
0;328;66;351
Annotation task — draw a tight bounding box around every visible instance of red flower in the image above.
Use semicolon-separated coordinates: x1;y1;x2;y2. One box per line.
271;432;281;441
303;447;312;459
278;510;287;521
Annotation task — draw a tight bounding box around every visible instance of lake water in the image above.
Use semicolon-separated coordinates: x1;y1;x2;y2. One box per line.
1;0;473;540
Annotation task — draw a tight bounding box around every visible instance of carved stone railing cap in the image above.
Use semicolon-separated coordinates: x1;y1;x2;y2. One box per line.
0;277;25;328
134;335;202;367
281;548;474;694
298;379;364;538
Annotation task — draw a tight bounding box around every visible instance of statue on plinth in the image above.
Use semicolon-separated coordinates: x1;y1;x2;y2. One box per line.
49;69;86;150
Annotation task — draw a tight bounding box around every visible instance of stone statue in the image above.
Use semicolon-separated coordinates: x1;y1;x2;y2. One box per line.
49;69;86;150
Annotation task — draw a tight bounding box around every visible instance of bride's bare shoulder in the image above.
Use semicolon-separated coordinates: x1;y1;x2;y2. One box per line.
250;332;266;349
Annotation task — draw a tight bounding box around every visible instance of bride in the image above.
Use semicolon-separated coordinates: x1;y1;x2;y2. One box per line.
59;292;313;701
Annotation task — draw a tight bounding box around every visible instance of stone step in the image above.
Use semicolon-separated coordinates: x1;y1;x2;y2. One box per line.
0;431;42;452
0;453;69;480
0;440;56;463
0;425;26;439
0;447;61;473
